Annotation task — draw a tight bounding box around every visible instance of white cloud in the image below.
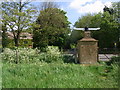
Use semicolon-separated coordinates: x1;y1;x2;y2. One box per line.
69;0;93;9
78;1;104;14
104;2;112;7
69;0;112;14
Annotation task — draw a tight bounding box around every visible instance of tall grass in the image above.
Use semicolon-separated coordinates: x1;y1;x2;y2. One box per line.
2;62;118;88
1;47;119;88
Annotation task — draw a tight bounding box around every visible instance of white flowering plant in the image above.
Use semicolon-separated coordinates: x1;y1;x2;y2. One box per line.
39;46;64;63
1;46;64;64
1;48;40;63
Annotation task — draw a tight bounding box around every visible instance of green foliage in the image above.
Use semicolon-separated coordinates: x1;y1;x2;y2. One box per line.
38;46;64;63
1;48;39;63
2;2;37;47
69;30;83;45
70;44;76;49
1;47;119;88
98;12;119;48
112;2;120;23
1;46;64;64
2;62;118;88
33;7;70;49
73;2;120;49
75;13;96;28
72;13;100;45
2;24;9;48
101;57;119;85
6;39;32;48
7;39;15;48
73;8;119;48
19;39;32;47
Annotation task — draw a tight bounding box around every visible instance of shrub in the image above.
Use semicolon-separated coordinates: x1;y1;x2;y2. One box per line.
1;48;39;63
38;46;64;63
1;46;64;64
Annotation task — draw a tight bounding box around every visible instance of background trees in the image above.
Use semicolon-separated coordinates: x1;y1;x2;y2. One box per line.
70;13;101;47
2;1;37;47
99;12;119;48
71;2;119;49
1;1;119;50
33;2;70;50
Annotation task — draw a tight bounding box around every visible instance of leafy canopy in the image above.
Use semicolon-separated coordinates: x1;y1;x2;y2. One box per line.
33;7;70;49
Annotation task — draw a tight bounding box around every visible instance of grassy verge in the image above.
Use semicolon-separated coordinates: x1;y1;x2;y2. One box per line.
2;62;118;88
1;48;119;88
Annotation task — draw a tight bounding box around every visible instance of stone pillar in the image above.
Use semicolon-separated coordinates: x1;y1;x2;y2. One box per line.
77;31;98;64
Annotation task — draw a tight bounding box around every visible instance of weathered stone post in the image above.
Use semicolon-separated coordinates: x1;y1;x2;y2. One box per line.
77;31;98;64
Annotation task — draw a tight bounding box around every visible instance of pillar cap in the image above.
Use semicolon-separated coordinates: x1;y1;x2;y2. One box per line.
79;31;98;42
79;37;98;42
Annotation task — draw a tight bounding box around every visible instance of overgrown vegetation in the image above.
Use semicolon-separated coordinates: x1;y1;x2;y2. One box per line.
1;46;64;64
1;1;119;88
2;62;119;88
1;47;119;88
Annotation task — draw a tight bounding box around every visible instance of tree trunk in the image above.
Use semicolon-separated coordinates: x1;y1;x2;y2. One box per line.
14;38;19;47
14;38;19;64
15;48;19;64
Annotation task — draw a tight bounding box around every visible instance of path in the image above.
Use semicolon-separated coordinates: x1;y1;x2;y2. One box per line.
99;54;118;61
64;50;119;61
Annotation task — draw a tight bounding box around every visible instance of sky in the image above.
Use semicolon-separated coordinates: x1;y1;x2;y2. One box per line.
32;0;119;26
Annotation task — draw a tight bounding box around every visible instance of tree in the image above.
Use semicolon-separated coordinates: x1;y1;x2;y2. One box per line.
33;2;70;49
72;14;100;45
74;8;119;48
112;2;120;48
99;12;119;48
2;23;9;48
40;2;59;11
98;3;119;48
103;6;114;15
2;1;37;47
74;14;95;28
110;2;120;19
